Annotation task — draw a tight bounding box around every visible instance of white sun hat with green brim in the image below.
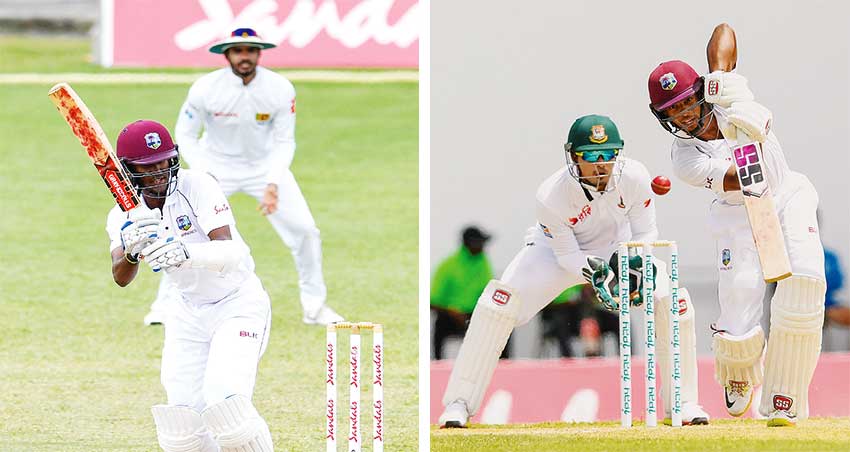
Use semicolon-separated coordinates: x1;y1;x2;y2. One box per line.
209;27;276;54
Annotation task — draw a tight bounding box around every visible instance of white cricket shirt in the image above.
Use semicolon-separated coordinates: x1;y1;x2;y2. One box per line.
175;67;296;186
671;107;792;205
534;157;659;274
106;170;257;304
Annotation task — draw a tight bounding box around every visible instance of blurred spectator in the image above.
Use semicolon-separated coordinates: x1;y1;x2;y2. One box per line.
817;209;849;328
431;226;494;360
540;285;619;358
825;247;850;327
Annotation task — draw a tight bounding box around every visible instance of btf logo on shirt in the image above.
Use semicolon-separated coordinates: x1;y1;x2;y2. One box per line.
568;205;592;226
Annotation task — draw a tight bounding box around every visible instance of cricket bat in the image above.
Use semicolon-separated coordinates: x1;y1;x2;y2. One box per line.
48;82;140;212
707;24;792;283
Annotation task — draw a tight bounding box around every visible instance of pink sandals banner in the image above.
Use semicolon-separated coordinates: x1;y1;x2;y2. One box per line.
431;353;850;423
100;0;419;68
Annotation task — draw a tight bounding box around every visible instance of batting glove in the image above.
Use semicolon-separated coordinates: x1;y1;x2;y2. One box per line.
704;71;755;107
727;100;773;143
141;236;190;273
120;208;161;263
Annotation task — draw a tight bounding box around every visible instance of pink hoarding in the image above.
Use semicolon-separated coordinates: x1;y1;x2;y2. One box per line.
107;0;418;68
430;353;850;424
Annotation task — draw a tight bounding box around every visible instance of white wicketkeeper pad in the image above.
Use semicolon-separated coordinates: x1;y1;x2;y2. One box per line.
151;404;218;452
655;288;698;413
759;276;825;419
201;395;273;452
713;324;765;389
442;280;521;415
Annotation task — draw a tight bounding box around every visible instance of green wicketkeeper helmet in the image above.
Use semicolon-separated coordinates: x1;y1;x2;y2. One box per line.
564;114;624;152
563;114;626;192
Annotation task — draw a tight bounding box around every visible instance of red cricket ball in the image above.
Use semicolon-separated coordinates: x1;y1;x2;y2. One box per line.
651;175;671;196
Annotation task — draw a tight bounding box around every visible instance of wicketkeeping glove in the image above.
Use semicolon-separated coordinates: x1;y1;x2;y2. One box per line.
607;253;658;308
141;236;190;273
120;208;161;263
582;255;619;311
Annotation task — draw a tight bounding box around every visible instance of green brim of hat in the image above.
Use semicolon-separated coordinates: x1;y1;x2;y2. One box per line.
209;40;277;54
572;142;623;151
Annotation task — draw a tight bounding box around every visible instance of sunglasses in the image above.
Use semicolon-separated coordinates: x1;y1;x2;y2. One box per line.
574;148;620;162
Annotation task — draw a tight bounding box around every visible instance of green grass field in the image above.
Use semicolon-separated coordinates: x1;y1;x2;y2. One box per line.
431;418;850;451
0;39;418;451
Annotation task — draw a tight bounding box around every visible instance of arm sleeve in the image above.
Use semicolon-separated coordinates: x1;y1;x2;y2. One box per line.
672;143;730;195
266;81;297;185
105;206;127;253
192;172;236;234
625;163;659;243
175;82;206;172
186;239;248;273
536;199;588;275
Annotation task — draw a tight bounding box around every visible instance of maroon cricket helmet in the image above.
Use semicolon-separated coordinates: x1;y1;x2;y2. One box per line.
116;120;178;165
648;60;702;112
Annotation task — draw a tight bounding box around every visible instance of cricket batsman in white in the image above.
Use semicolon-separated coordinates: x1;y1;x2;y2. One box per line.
108;120;274;451
646;24;825;426
146;27;342;326
439;114;709;427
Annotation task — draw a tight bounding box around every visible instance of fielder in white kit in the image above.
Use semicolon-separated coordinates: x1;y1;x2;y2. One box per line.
647;24;825;426
146;27;342;326
439;115;709;427
108;120;274;451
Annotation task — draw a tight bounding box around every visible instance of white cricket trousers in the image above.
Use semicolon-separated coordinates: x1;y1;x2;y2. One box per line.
502;228;673;326
708;172;824;335
161;275;271;411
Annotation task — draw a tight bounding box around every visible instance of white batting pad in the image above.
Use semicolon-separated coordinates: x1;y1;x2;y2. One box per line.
201;395;273;452
441;280;521;415
655;288;699;413
151;404;218;452
713;324;765;388
759;276;825;420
